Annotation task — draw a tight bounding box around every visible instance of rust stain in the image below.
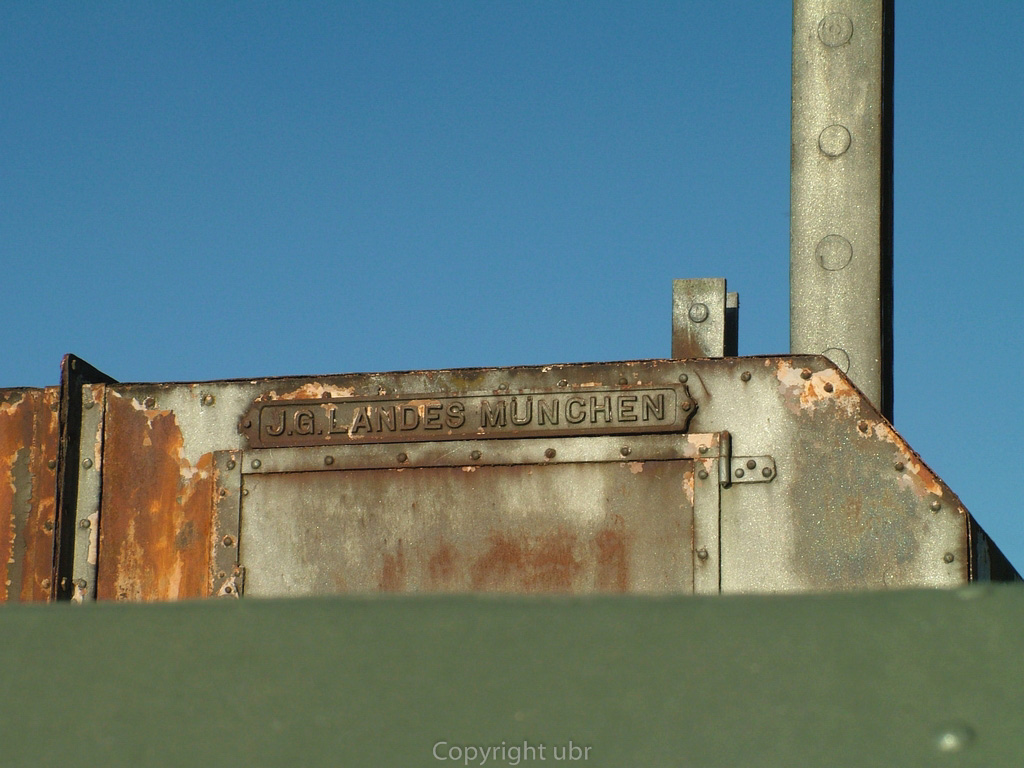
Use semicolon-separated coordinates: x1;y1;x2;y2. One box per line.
627;461;644;474
594;515;629;591
776;360;859;416
270;383;357;401
0;388;58;602
379;540;407;591
470;530;582;592
98;391;214;601
427;542;458;586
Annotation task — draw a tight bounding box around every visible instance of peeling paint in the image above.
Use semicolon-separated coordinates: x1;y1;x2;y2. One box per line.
776;360;859;416
628;462;644;474
273;383;357;401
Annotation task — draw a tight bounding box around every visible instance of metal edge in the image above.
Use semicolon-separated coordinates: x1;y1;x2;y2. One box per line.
694;454;721;594
70;384;107;603
212;450;243;598
241;433;723;475
54;355;116;601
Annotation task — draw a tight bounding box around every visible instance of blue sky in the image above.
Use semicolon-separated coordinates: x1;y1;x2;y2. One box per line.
3;2;1022;569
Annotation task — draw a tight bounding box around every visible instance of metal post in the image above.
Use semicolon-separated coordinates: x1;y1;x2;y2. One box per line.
791;0;893;420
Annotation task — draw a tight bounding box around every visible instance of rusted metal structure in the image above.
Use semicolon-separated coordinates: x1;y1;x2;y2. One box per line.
0;1;1018;604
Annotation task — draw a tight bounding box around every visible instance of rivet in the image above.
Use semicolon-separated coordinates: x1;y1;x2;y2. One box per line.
84;400;94;410
324;456;334;466
557;379;568;388
50;403;58;412
696;547;709;561
226;459;236;470
78;518;90;529
740;372;751;382
470;450;481;461
688;303;709;323
823;382;834;393
620;447;631;457
202;394;215;406
858;420;870;434
618;377;628;386
746;459;756;470
544;448;556;459
678;374;688;383
816;235;853;272
43;521;54;533
681;401;692;411
47;459;56;470
241;489;248;497
76;579;87;589
817;12;853;47
800;369;812;380
933;723;975;753
222;535;235;547
699;445;708;455
143;397;156;408
735;468;745;478
82;458;93;469
498;383;508;391
894;461;904;472
698;469;709;480
761;466;773;478
397;452;408;464
251;459;261;469
943;552;955;564
224;585;234;594
818;124;851;157
930;500;942;512
40;578;51;590
217;570;226;579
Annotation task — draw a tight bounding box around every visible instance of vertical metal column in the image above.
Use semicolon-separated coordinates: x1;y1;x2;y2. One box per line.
791;1;893;420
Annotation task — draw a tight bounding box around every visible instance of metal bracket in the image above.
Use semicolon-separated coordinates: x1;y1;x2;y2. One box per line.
727;456;777;485
212;450;244;598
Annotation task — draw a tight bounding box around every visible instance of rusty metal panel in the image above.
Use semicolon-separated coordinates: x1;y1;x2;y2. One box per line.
80;354;1003;602
97;388;216;601
235;434;720;597
0;387;59;602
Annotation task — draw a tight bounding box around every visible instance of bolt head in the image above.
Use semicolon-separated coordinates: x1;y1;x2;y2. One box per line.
324;456;334;466
544;448;556;459
251;459;261;469
470;450;482;461
943;552;955;564
746;459;756;470
688;303;709;323
47;459;56;470
678;374;688;383
800;369;812;380
761;466;773;478
696;547;709;561
397;452;408;464
618;377;628;386
734;468;745;478
894;461;905;472
740;372;751;382
222;535;235;547
82;458;93;469
697;469;709;480
226;459;236;470
620;446;631;457
78;518;91;529
930;500;942;512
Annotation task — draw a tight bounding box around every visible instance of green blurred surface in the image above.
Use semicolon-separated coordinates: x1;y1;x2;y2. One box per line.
0;587;1022;767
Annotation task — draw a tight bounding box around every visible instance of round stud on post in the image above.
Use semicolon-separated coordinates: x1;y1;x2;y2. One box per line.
688;303;709;323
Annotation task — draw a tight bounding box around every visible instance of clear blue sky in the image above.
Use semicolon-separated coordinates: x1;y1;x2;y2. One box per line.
3;3;1022;568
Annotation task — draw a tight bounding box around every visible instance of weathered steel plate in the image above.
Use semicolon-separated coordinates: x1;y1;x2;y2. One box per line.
240;458;696;597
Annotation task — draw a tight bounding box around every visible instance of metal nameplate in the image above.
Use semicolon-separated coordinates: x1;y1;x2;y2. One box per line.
240;387;696;448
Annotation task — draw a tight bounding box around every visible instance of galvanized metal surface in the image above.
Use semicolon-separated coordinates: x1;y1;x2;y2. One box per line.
791;0;894;419
0;387;58;602
79;354;995;600
1;586;1022;766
